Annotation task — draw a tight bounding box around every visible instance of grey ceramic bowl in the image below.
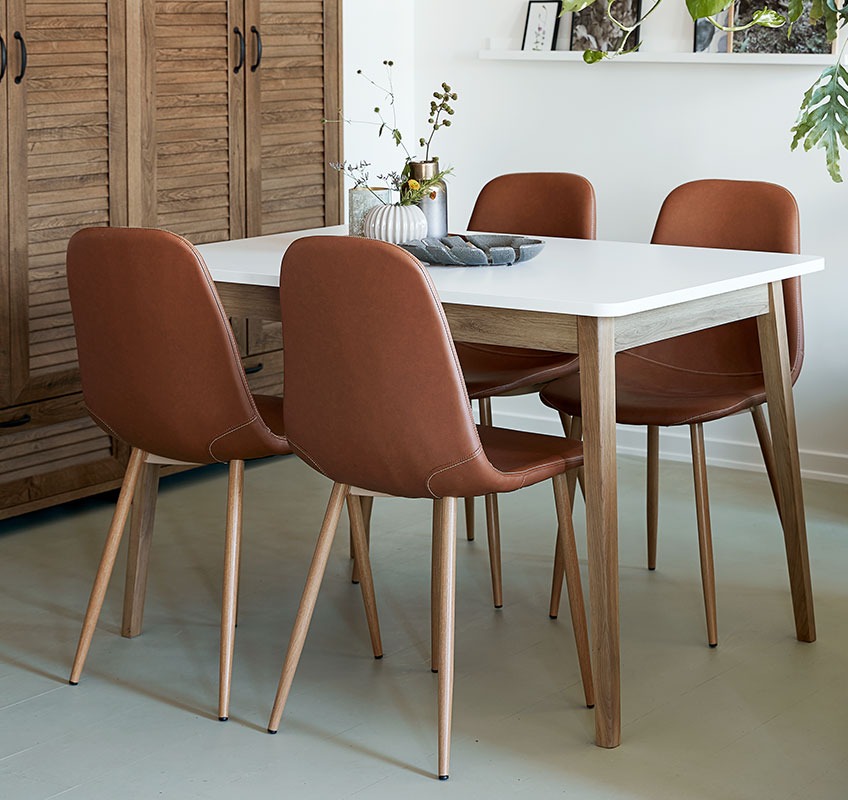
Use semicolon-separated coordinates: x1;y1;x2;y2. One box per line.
399;234;545;267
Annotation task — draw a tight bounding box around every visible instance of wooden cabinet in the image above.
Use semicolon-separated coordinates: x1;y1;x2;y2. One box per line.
0;0;129;519
128;0;342;356
0;0;341;519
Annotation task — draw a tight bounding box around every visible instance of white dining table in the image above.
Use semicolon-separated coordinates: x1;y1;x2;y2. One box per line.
182;224;822;748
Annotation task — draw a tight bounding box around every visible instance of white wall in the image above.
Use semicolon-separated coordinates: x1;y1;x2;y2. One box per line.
346;0;848;482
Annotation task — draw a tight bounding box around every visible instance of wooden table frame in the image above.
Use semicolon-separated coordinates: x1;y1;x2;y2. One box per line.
121;261;817;750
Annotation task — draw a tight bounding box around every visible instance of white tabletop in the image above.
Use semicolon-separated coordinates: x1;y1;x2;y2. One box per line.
197;225;824;317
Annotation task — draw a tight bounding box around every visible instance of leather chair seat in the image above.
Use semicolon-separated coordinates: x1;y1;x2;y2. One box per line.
540;351;771;427
477;425;583;486
456;343;579;399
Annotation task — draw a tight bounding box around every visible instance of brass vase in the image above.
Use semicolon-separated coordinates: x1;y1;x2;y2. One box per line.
409;159;447;239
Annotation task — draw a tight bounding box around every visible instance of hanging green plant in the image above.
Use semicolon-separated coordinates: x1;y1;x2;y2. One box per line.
563;0;848;181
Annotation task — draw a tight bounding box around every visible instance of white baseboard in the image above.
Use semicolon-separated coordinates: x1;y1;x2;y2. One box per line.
492;409;848;485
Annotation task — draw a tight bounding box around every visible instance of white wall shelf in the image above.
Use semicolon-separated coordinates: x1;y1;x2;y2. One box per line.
478;49;836;66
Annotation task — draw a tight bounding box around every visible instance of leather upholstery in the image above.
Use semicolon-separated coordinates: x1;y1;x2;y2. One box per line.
278;236;582;499
458;172;595;399
67;227;291;464
540;179;803;426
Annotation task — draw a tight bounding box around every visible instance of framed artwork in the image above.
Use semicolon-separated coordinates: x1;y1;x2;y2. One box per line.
694;8;732;53
522;1;563;51
731;0;832;54
570;0;642;53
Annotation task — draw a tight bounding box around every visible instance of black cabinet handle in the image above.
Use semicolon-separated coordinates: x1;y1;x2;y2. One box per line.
0;34;7;83
233;27;245;74
250;26;263;72
0;413;31;429
13;31;26;84
244;362;264;375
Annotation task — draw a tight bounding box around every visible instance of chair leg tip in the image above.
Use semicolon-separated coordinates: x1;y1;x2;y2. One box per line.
548;614;557;620
586;703;595;709
438;775;449;781
68;680;79;686
351;580;360;585
218;716;228;722
494;604;503;610
431;668;438;674
267;728;278;735
374;654;383;660
648;566;656;571
709;642;718;648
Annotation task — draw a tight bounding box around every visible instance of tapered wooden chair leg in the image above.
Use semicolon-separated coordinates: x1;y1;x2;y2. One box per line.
435;497;457;780
690;424;718;647
549;530;565;619
751;405;783;524
562;414;586;503
431;504;442;673
348;495;373;561
463;497;474;541
122;461;160;638
350;495;372;584
70;448;146;685
268;483;348;732
484;493;503;608
347;495;383;658
218;460;244;721
552;473;595;708
479;397;503;608
647;425;660;570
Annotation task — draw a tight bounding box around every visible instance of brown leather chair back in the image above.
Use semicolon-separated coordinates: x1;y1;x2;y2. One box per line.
468;172;596;239
280;236;489;498
67;227;283;464
635;179;803;379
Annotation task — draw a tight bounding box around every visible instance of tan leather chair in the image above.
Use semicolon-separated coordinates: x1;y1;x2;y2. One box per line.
66;227;294;721
267;236;593;780
541;179;803;646
457;172;596;608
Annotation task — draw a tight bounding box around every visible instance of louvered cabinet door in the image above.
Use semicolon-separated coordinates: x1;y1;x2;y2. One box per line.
1;3;9;406
4;0;127;407
244;0;342;237
130;0;245;244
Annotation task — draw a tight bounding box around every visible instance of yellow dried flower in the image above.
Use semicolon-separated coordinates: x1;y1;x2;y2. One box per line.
407;179;421;190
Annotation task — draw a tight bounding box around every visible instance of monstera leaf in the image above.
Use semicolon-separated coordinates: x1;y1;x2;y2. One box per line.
791;63;848;183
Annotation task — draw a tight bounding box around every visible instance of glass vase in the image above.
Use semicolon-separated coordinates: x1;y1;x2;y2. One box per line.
348;186;392;237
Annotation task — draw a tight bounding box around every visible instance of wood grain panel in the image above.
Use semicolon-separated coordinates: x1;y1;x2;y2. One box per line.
244;0;340;236
0;393;128;516
5;0;120;406
135;0;244;243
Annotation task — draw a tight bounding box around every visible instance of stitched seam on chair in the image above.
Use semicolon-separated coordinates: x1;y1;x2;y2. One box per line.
85;404;123;441
496;458;564;489
182;233;265;420
286;436;328;476
678;397;755;426
426;446;484;498
208;415;259;462
408;253;482;436
622;351;761;378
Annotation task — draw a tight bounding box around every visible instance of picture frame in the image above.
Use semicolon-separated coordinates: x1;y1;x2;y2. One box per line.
731;0;833;54
570;0;642;53
522;1;563;52
693;8;732;53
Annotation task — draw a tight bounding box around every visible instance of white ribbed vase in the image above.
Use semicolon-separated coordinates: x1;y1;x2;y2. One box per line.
363;203;427;244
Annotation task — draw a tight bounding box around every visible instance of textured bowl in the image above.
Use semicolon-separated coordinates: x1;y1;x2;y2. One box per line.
398;234;545;266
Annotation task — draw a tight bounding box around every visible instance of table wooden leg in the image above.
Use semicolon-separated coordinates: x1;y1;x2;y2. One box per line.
122;461;160;638
757;283;815;643
578;316;620;748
